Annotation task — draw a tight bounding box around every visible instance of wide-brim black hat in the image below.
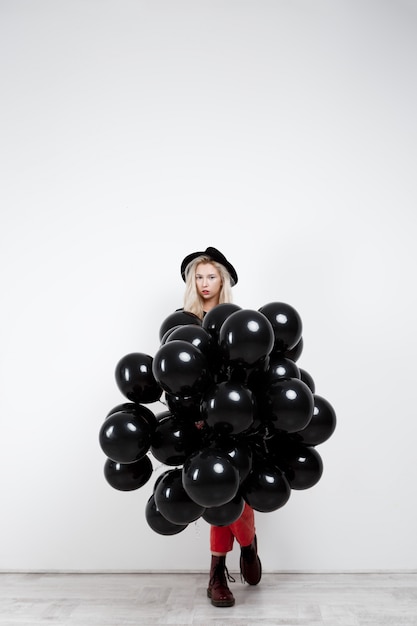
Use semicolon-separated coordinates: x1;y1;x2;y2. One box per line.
180;246;238;286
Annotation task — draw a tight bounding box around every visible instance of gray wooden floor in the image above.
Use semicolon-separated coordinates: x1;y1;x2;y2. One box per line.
0;572;416;626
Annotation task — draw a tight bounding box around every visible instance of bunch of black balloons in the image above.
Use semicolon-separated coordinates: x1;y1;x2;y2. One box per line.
99;302;336;536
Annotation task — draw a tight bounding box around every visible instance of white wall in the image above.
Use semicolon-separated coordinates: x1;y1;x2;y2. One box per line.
1;0;416;573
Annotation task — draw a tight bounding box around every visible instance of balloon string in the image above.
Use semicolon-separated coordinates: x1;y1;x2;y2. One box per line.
193;519;201;540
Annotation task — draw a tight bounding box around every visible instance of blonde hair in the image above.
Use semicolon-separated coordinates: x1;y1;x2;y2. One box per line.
183;255;233;319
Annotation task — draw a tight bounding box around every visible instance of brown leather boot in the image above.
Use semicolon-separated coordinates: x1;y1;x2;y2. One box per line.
240;534;262;585
207;555;235;607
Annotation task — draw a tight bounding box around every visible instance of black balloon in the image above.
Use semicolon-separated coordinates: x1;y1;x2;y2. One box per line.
223;438;253;483
115;353;162;404
160;325;182;344
182;447;240;508
280;443;323;490
242;458;291;512
263;378;314;433
202;495;245;526
104;455;153;491
152;469;172;493
262;355;301;387
299;368;316;393
219;309;274;368
166;325;214;358
159;311;201;341
106;402;138;417
106;402;158;433
284;337;304;362
293;395;336;446
154;468;205;524
99;408;154;463
152;340;212;397
202;303;242;341
259;302;303;353
145;494;188;536
150;411;203;466
201;381;255;436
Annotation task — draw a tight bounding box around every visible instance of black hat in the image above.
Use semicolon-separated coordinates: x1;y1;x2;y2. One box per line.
180;246;238;286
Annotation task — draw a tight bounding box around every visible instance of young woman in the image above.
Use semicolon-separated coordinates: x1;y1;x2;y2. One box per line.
180;246;262;608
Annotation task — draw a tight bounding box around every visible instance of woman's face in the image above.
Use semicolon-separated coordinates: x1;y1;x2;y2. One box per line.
195;262;222;309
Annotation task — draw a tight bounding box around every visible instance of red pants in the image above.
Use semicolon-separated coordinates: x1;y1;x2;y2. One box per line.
210;503;256;553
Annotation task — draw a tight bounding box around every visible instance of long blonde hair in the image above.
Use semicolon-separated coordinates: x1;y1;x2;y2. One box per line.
183;255;233;319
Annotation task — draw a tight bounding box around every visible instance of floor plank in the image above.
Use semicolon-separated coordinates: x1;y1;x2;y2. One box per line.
0;572;416;626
